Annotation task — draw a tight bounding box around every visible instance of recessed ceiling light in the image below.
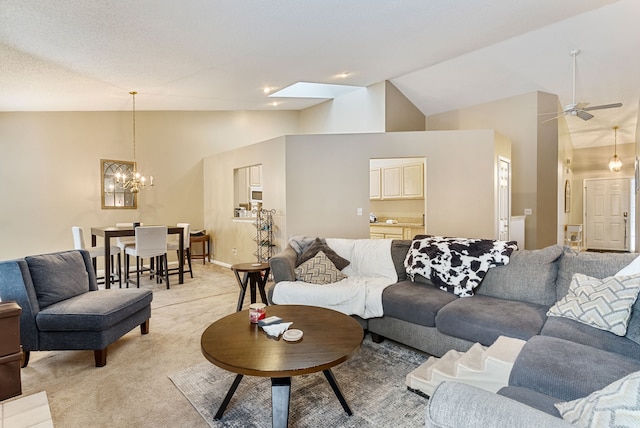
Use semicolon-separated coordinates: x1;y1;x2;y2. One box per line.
263;87;272;94
336;72;350;79
271;101;279;107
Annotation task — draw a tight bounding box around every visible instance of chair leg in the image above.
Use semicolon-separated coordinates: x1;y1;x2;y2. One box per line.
186;248;193;278
163;254;170;289
94;348;107;367
136;256;141;288
140;319;150;335
125;254;130;287
116;253;122;288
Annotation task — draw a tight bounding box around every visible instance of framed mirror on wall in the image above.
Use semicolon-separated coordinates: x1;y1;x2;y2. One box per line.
101;159;137;209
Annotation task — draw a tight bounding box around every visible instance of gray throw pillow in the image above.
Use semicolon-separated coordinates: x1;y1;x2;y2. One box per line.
297;238;350;271
26;251;90;308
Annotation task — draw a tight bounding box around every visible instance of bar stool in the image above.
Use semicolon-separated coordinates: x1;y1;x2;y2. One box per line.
71;226;122;287
125;226;170;289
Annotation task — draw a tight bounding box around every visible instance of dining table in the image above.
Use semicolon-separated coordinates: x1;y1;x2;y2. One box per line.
91;225;184;289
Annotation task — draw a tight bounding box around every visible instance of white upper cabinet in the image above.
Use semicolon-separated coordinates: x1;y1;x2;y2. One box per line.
370;158;424;200
249;164;262;187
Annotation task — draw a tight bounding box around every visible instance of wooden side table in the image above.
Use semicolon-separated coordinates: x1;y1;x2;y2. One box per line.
231;262;270;312
190;234;210;264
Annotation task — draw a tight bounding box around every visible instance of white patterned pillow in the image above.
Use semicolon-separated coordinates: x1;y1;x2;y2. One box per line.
294;251;347;285
547;273;640;336
555;370;640;427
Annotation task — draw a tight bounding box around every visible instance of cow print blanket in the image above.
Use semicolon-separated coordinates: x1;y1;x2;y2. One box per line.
404;235;518;297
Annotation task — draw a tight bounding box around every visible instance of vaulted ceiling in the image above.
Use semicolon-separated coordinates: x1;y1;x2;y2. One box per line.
1;0;638;149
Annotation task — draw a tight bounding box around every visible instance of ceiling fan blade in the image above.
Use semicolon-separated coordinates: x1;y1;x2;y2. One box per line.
582;102;622;112
541;113;564;123
576;110;594;121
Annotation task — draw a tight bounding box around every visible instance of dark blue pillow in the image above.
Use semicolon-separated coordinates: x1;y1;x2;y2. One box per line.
26;251;90;308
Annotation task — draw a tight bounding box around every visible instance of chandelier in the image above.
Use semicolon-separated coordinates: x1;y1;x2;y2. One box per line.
116;91;154;193
608;126;623;173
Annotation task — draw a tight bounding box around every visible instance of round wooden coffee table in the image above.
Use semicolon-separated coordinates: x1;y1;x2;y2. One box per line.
201;305;363;427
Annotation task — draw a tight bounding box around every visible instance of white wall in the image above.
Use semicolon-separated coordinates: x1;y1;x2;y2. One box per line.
0;110;299;260
204;129;510;265
299;82;386;134
426;91;555;249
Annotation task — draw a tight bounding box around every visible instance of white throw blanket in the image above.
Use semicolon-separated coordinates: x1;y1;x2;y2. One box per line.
272;238;398;318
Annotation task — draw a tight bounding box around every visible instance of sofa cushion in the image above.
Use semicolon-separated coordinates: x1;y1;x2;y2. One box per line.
547;273;640;336
294;251;347;285
298;238;350;270
435;294;547;345
477;245;562;306
541;316;640;360
556;249;637;300
509;335;640;401
382;280;458;327
26;251;90;309
554;370;640;427
36;289;153;331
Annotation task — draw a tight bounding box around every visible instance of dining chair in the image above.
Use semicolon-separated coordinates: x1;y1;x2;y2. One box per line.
167;223;193;278
115;222;143;252
125;226;170;289
72;226;122;288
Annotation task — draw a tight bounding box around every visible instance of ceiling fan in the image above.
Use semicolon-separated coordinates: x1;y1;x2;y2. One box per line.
541;49;622;123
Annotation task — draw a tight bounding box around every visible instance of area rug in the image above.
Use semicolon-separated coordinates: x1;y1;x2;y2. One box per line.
169;338;429;427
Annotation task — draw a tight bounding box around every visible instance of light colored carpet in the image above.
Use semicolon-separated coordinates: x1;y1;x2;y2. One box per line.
14;263;429;427
170;339;428;427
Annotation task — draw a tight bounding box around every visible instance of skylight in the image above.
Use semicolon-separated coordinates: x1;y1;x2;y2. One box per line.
268;82;363;99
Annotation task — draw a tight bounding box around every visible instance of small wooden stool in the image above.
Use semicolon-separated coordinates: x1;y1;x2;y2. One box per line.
231;262;270;312
190;233;210;264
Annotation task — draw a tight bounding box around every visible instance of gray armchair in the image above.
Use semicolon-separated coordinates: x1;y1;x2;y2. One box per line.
0;249;152;367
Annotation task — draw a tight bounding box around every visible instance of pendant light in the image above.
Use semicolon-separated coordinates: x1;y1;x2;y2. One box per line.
116;91;154;192
608;126;622;173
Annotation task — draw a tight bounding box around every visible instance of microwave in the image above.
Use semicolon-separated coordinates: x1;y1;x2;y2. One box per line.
249;186;263;203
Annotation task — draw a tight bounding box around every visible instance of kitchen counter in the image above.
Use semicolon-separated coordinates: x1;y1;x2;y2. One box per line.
370;221;423;228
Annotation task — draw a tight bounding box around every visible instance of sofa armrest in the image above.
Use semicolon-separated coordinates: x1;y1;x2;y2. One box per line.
425;382;573;428
269;246;297;283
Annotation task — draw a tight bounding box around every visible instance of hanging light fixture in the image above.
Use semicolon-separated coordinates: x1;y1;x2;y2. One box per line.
116;91;154;193
608;126;623;173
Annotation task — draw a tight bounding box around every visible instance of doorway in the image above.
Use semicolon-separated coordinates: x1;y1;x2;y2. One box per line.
584;177;635;251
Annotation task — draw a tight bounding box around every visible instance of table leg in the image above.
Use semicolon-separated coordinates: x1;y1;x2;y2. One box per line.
104;234;112;289
234;270;248;312
271;377;291;428
323;369;353;416
214;374;243;420
258;267;270;305
249;273;257;304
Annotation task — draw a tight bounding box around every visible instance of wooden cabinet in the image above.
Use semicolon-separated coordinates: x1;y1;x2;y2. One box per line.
370;224;423;240
402;163;424;199
369;168;381;200
370;160;424;200
249;165;262;187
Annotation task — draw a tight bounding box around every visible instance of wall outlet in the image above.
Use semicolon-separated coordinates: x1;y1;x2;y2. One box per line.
232;248;237;255
357;208;363;216
524;208;532;215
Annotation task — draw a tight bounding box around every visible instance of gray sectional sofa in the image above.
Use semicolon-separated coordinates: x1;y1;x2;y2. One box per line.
269;239;640;426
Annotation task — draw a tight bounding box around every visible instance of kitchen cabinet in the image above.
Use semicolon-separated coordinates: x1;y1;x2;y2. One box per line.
370;160;424;200
249;165;262;187
370;224;424;240
370;168;381;200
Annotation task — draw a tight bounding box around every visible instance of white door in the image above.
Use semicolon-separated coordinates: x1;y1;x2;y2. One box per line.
498;157;511;241
584;178;631;251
